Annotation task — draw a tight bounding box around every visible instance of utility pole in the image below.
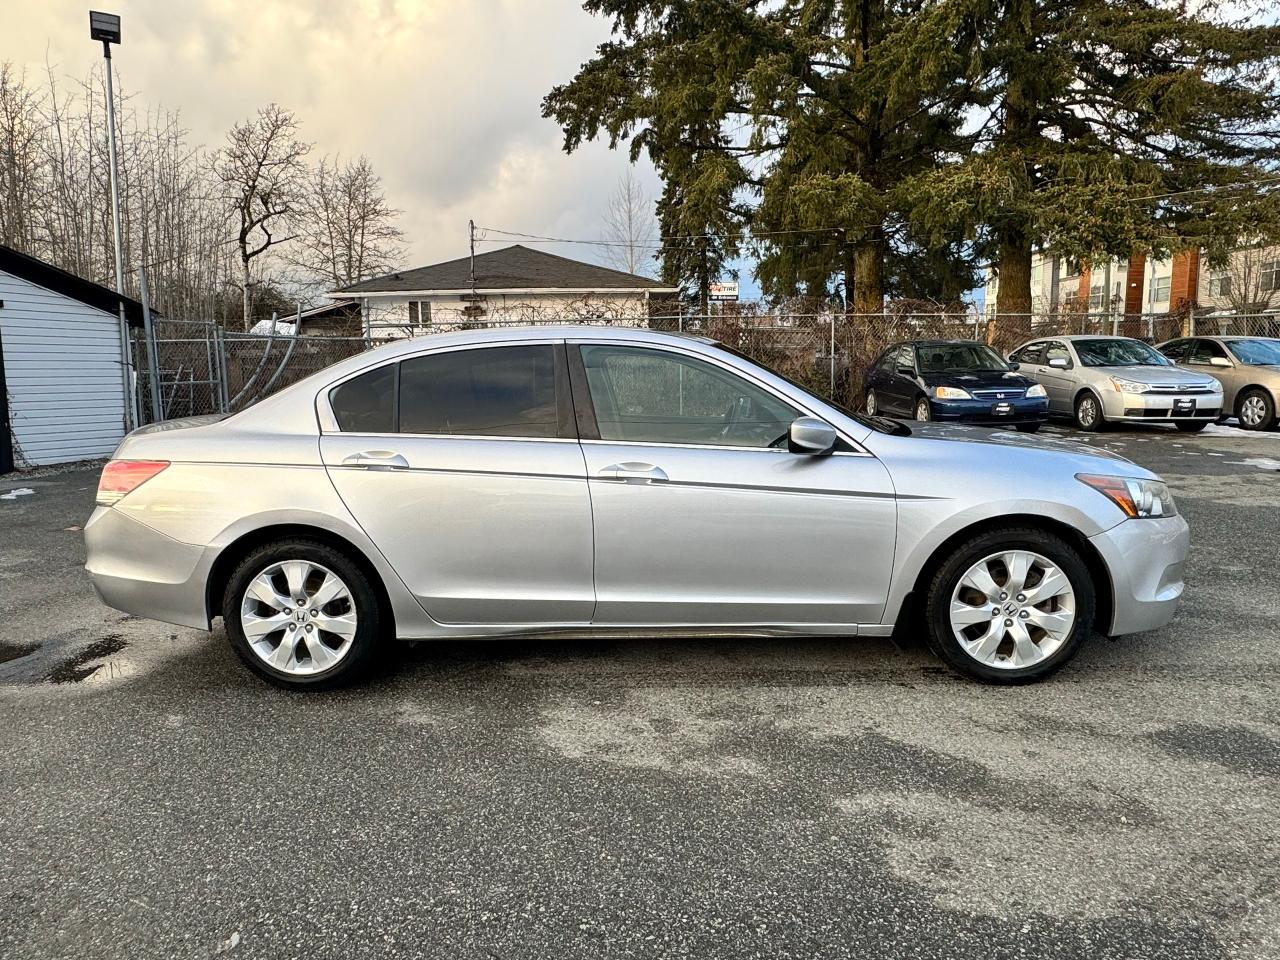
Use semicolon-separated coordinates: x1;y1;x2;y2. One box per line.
91;11;136;429
469;219;477;297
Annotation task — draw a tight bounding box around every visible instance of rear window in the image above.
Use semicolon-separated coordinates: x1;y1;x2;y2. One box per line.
329;364;396;433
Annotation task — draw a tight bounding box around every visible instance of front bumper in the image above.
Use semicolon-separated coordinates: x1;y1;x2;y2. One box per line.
84;506;213;630
929;396;1049;426
1089;514;1190;636
1101;389;1222;422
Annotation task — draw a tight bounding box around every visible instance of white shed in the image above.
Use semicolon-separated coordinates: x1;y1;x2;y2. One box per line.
0;244;141;472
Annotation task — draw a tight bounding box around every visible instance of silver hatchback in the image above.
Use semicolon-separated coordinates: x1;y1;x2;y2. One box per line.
86;326;1189;687
1009;335;1224;432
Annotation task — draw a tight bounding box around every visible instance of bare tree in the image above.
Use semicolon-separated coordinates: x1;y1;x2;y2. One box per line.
601;168;657;277
214;104;310;329
1208;246;1280;313
287;154;404;292
0;64;45;249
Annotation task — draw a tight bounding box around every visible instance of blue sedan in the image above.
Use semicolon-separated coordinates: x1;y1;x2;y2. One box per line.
864;340;1049;431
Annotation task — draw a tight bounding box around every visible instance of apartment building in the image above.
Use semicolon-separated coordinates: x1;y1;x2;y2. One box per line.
983;249;1206;316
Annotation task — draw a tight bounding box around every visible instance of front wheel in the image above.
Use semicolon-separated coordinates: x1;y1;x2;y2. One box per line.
1074;392;1105;432
1237;388;1276;431
865;388;879;416
223;539;384;690
914;397;932;421
924;527;1095;684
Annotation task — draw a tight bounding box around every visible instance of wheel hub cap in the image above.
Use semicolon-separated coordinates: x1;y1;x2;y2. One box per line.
949;550;1076;670
240;560;358;676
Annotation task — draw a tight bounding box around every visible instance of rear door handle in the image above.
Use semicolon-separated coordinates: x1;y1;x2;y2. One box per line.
342;450;409;470
596;462;668;483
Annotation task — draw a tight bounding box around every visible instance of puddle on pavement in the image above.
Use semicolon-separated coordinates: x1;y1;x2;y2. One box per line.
45;634;129;684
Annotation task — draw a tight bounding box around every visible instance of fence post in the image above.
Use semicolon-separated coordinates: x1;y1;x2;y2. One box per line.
214;325;231;413
829;314;836;398
137;266;163;423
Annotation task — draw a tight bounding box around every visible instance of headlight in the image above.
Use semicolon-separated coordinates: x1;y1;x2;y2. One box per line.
1025;383;1047;398
1077;474;1178;518
1110;377;1150;394
1205;380;1223;393
933;386;972;400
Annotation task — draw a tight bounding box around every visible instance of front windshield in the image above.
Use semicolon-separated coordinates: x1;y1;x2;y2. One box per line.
1227;338;1280;365
915;343;1009;373
1074;338;1171;367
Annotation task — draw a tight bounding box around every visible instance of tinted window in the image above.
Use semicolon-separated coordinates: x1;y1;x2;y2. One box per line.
1188;340;1227;364
330;364;396;433
1012;341;1045;364
579;345;797;448
1160;339;1191;362
399;345;559;437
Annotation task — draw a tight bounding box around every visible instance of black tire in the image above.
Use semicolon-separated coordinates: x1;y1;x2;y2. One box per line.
865;388;879;416
1236;388;1277;431
223;539;384;690
914;397;932;421
1015;423;1042;433
1074;391;1106;432
1174;420;1209;433
923;526;1095;684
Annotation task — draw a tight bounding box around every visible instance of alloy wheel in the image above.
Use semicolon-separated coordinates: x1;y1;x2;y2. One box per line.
949;550;1076;670
866;390;878;415
240;560;358;676
1077;395;1099;428
915;399;931;421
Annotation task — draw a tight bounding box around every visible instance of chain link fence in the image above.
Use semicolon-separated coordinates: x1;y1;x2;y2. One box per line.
131;307;1276;424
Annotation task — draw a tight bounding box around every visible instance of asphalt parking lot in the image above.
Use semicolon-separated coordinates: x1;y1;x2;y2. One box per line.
1;422;1278;960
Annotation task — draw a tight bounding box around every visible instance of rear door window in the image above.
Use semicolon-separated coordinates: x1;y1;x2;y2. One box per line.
329;364;397;433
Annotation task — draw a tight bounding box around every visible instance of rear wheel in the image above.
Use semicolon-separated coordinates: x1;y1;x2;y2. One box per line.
1237;388;1276;431
924;527;1095;684
865;389;879;415
914;397;932;421
1074;392;1105;432
223;539;383;690
1175;420;1209;433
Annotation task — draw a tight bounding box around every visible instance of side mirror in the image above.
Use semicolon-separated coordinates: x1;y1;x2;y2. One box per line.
1047;357;1070;369
1008;361;1021;371
788;417;838;456
1209;356;1232;368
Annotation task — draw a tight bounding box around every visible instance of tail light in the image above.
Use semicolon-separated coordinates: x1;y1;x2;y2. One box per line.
96;460;169;506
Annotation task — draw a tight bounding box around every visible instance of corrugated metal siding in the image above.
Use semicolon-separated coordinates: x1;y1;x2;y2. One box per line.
0;269;127;467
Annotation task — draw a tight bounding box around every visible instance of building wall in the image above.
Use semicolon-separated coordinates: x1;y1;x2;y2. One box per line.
361;291;663;340
1196;245;1280;313
0;269;128;467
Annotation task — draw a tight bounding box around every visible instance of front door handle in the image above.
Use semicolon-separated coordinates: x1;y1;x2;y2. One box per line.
342;450;409;470
596;462;668;483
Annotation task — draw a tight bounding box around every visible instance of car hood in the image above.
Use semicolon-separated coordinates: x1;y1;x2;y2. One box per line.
1093;364;1218;388
920;369;1036;390
901;421;1135;463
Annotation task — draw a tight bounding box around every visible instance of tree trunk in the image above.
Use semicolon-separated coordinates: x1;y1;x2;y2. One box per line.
994;227;1033;340
241;256;252;332
993;0;1036;339
851;231;884;314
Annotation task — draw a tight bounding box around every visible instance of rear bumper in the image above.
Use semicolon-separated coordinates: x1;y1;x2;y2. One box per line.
84;506;213;630
1089;515;1190;635
929;396;1049;425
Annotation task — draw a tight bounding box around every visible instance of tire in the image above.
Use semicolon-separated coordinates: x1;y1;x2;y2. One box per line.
1074;391;1105;432
223;539;384;690
1015;423;1041;433
1174;420;1209;433
923;526;1095;684
914;397;932;421
865;389;879;416
1236;388;1276;431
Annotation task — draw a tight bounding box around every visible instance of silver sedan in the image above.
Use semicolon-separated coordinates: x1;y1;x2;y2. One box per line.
86;326;1189;688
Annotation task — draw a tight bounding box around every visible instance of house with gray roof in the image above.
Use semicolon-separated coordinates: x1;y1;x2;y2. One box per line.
330;245;679;338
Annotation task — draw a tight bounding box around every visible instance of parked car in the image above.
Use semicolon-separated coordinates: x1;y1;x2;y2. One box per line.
1008;335;1223;432
1156;336;1280;431
863;340;1049;431
86;326;1189;688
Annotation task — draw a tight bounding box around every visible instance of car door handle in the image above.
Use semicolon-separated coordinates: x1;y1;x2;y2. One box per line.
342;450;409;470
596;462;668;483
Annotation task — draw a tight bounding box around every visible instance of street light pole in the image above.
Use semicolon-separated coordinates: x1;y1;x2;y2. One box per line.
90;10;137;428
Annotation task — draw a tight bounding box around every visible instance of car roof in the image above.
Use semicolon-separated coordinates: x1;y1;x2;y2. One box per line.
355;323;714;362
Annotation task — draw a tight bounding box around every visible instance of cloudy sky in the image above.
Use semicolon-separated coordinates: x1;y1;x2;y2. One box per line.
2;0;698;283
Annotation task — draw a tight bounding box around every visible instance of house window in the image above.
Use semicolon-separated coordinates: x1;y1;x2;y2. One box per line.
407;300;432;327
1088;284;1106;310
1208;274;1231;298
1149;274;1171;304
1261;260;1280;293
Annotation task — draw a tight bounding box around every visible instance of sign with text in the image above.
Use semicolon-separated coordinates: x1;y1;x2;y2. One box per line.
709;281;739;302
